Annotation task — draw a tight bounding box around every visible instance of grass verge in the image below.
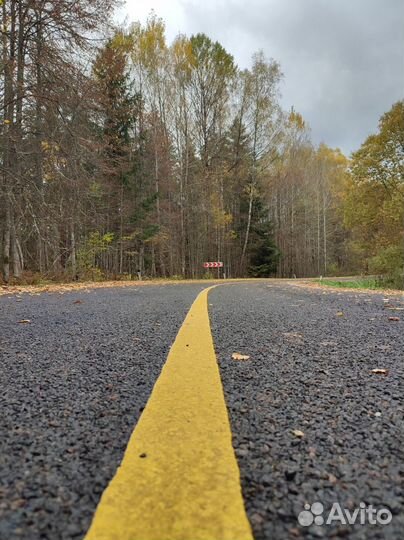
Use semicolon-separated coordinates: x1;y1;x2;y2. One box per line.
317;278;381;290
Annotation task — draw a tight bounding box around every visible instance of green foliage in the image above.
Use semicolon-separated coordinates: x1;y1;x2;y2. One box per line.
377;273;404;290
238;191;280;277
318;279;380;290
7;5;401;284
190;33;236;78
89;181;104;198
344;101;404;287
248;220;280;277
368;245;403;275
94;32;140;154
325;263;342;277
77;232;115;277
351;101;404;191
142;224;160;242
319;275;403;291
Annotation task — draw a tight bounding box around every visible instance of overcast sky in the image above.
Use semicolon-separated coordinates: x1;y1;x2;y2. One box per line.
121;0;404;155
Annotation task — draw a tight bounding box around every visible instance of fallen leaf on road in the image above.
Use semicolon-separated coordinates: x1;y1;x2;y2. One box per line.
336;311;344;317
232;352;250;361
370;368;389;375
291;429;305;438
388;316;400;321
10;499;26;510
18;319;31;324
283;332;304;342
73;299;83;304
328;473;338;485
250;513;265;527
387;307;404;311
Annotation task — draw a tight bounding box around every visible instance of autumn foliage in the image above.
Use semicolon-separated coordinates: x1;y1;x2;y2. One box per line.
0;7;402;285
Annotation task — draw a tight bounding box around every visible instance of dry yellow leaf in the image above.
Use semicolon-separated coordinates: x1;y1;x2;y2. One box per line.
283;332;304;342
328;474;338;485
18;319;31;324
232;352;250;361
292;429;305;438
370;368;389;375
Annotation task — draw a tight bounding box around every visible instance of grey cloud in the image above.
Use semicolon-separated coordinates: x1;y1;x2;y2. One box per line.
178;0;404;154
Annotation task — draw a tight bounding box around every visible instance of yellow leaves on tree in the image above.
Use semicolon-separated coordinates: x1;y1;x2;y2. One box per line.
343;101;404;279
288;109;306;131
171;35;195;78
40;140;64;183
130;14;167;71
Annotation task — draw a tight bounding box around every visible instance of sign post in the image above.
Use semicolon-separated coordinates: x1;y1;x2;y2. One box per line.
203;261;224;278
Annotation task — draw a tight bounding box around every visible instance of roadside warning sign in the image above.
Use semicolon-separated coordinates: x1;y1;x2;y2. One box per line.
203;262;224;268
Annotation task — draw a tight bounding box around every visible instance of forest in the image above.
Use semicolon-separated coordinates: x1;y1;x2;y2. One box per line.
1;1;403;285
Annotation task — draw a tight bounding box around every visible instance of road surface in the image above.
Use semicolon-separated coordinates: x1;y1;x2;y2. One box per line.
0;281;403;539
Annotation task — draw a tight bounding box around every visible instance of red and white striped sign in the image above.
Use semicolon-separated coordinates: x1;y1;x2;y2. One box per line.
203;261;224;268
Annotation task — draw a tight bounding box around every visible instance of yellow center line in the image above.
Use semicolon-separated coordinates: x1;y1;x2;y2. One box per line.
84;285;253;540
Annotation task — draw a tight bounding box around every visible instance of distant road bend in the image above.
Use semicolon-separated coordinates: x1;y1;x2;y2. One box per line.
0;281;403;540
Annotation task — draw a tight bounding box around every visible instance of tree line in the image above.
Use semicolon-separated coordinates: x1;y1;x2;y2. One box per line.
1;4;403;284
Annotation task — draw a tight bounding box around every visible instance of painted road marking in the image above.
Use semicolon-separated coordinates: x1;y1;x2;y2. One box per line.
84;286;253;540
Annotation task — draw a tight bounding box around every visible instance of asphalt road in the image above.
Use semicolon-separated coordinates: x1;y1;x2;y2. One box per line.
210;282;404;539
1;281;403;539
0;284;207;540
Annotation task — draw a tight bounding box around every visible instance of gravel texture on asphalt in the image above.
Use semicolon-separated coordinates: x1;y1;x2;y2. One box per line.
0;284;207;540
209;282;404;540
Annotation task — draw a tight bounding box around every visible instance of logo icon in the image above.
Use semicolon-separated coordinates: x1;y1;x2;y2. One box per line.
298;501;393;527
298;502;324;526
